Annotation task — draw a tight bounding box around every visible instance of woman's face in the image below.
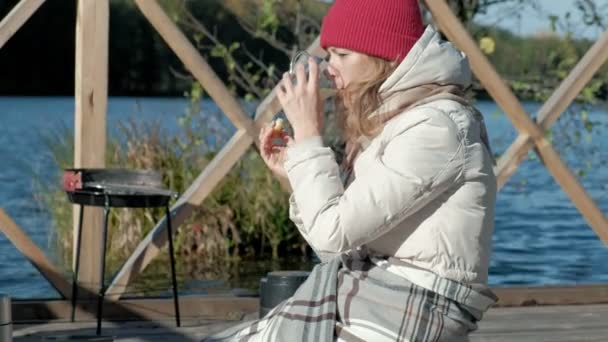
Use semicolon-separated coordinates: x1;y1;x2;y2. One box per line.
325;47;373;90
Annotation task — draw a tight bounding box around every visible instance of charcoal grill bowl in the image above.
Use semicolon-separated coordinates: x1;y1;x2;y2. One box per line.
65;189;171;208
63;168;175;208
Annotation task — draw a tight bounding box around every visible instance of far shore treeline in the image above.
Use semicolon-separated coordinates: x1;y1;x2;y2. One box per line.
1;0;607;100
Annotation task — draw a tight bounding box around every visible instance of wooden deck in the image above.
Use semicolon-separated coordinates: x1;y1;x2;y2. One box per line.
12;304;608;341
470;304;608;342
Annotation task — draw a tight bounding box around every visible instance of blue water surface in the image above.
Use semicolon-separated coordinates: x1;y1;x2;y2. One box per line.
0;96;607;299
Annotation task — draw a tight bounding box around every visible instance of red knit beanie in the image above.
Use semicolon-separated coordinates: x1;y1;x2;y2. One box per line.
320;0;424;63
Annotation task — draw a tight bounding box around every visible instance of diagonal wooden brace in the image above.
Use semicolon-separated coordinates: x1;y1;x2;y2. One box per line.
106;0;325;300
133;0;257;137
0;0;45;49
496;30;608;188
0;209;72;299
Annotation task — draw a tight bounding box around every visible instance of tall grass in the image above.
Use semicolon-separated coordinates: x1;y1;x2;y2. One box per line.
37;97;310;294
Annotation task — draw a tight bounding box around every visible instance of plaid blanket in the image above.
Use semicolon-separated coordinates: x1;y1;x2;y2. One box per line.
203;256;495;342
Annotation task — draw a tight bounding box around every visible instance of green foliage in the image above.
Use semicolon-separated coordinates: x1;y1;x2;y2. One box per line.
472;24;605;101
38;102;308;292
258;0;280;33
471;21;606;175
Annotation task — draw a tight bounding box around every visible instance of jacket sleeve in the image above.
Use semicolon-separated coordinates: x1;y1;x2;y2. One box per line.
284;110;465;254
289;194;340;262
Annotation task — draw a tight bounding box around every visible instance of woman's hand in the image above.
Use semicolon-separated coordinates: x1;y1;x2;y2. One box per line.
277;57;324;142
259;123;294;179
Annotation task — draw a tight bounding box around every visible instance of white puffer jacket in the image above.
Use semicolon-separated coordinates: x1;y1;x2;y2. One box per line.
285;26;496;286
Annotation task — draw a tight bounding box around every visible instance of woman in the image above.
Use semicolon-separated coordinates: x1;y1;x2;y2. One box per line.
206;0;497;341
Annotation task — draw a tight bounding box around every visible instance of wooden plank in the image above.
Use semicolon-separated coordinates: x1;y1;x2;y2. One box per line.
12;305;608;341
12;296;258;322
0;209;72;299
425;0;608;244
106;37;325;301
496;29;608;189
477;305;608;331
134;0;255;135
472;330;608;342
0;0;45;49
74;0;109;297
471;304;608;342
105;130;253;300
12;320;246;342
491;284;608;307
12;303;608;341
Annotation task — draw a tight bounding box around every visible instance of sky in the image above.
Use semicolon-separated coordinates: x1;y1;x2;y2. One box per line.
474;0;608;39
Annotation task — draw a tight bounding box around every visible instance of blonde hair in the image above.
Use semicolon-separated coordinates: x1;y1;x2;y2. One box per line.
335;55;397;165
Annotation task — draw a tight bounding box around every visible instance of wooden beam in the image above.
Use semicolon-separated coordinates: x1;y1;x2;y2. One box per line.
74;0;109;297
492;284;608;307
10;284;608;322
425;0;608;243
133;0;256;135
12;296;258;322
0;0;45;49
0;209;72;299
496;29;608;188
106;37;324;301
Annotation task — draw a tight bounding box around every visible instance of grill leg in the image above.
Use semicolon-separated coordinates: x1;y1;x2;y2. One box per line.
71;205;84;322
96;206;110;336
166;205;181;327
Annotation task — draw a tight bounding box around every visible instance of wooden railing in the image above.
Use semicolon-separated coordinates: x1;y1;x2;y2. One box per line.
0;0;606;312
424;0;608;243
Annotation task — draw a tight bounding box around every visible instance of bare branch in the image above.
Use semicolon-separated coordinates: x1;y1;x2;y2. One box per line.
299;14;321;32
168;66;194;82
235;16;292;56
242;44;282;81
229;72;264;98
180;8;222;46
576;0;607;30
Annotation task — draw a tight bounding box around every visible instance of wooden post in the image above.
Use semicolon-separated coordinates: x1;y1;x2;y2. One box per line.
0;0;45;49
425;0;608;243
74;0;109;296
0;209;72;299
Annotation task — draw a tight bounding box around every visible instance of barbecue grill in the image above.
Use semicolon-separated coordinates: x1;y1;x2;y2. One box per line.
63;168;180;336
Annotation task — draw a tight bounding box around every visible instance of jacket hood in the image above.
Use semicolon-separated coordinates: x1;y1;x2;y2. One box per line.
380;26;472;93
